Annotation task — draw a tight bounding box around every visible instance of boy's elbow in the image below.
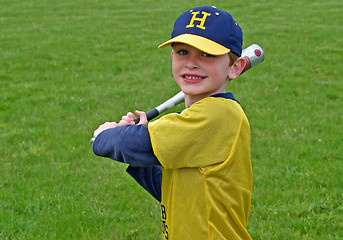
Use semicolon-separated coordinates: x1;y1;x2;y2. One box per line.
91;128;123;160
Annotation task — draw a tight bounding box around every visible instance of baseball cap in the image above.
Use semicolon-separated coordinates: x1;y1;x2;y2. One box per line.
158;6;243;56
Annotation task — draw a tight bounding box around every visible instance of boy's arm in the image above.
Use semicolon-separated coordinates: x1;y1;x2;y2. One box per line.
126;166;162;202
92;124;160;167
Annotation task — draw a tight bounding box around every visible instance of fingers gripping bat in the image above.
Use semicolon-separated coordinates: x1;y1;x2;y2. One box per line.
90;44;264;145
133;43;265;123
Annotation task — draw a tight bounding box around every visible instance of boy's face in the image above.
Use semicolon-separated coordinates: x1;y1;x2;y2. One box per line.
171;43;232;99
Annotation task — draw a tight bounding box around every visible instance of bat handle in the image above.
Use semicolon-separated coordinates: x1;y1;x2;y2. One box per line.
91;44;264;147
134;108;159;124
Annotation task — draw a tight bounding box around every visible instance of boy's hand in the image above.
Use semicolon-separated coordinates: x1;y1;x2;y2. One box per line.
93;111;148;139
93;122;117;139
135;111;148;125
118;112;136;126
118;111;148;126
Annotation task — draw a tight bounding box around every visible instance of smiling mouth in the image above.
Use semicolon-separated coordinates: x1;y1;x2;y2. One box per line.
182;75;206;83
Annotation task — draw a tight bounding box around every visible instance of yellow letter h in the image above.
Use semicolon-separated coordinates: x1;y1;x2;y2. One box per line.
186;11;211;30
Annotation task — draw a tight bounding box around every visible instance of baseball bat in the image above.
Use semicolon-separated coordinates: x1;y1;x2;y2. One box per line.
133;43;265;123
90;44;264;145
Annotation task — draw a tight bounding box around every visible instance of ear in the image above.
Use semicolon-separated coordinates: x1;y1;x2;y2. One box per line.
171;50;174;59
228;57;246;80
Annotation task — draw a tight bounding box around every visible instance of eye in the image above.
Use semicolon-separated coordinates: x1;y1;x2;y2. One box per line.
202;52;215;57
177;50;188;55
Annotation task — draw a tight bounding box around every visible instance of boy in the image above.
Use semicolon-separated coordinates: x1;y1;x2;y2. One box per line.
92;6;253;240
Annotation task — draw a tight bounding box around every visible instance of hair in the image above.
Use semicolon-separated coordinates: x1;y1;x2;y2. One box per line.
227;52;242;81
228;51;239;66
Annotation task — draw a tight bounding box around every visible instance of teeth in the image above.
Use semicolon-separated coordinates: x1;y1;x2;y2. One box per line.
185;76;203;80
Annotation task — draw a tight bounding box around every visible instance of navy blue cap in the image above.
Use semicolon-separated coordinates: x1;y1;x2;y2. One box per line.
158;6;243;56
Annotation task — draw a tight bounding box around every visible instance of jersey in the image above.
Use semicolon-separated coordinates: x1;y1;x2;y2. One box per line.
148;94;253;239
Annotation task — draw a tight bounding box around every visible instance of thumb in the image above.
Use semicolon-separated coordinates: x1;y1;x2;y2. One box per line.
135;110;148;125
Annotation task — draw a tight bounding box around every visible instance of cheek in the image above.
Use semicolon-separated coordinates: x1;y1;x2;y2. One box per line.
208;63;228;80
172;59;181;77
171;61;180;86
215;62;230;79
172;63;177;79
211;55;231;77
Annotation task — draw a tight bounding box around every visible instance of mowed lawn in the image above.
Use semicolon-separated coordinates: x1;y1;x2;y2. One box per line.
0;0;342;239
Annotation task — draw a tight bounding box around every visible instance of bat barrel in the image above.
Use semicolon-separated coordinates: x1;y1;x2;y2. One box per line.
242;44;264;73
91;44;264;146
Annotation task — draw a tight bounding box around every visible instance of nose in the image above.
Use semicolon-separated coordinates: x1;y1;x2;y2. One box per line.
185;54;199;69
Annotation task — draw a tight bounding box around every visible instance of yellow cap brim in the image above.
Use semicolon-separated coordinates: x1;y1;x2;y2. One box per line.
158;34;231;56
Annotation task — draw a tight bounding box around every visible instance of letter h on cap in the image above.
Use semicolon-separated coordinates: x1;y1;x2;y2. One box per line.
186;11;211;30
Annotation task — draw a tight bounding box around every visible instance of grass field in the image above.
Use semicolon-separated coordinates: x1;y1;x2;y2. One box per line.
1;0;342;239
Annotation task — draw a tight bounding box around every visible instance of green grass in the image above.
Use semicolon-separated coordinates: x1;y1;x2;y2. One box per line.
1;0;342;239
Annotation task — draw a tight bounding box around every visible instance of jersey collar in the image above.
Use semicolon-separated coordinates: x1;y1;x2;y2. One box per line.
211;92;239;104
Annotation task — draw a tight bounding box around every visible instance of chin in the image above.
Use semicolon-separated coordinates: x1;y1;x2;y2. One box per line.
182;90;211;99
180;88;201;96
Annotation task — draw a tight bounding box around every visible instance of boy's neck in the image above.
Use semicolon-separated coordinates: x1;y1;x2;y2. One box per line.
184;91;226;108
185;95;201;108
